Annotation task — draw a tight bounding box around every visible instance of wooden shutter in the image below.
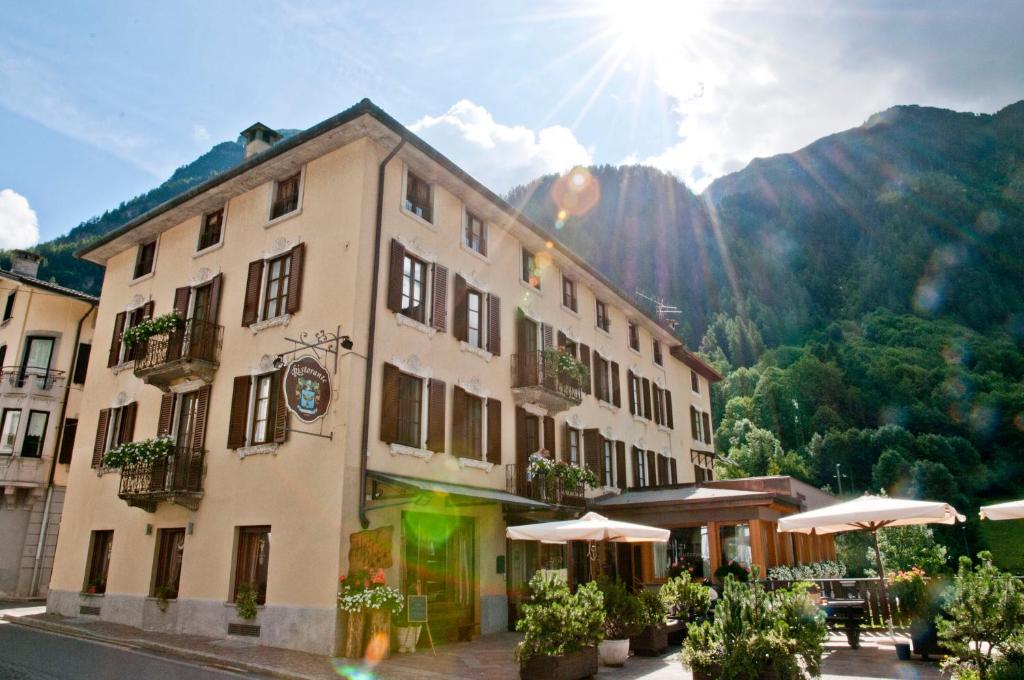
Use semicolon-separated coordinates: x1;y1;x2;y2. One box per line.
543;416;556;458
642;378;652;420
541;323;553;349
242;260;264;326
691;406;699;440
92;409;110;467
658;454;669;485
486;398;501;463
173;287;192;319
120;402;137;443
192;385;211;449
579;344;591;394
583;428;601;477
227;375;251;449
208;273;223;324
272;367;289;443
452;274;468;341
515;407;528;463
157;393;175;437
285;243;304;314
428;379;447;453
665;390;674;429
431;264;448;332
486;294;501;356
611;362;621;407
142;301;154;320
386;239;405;313
702;412;712;444
647;450;657;486
57;418;78;465
631;447;641;488
557;331;566;350
380;363;400;444
107;312;126;367
670;458;678;485
615;441;627;491
627;371;636;415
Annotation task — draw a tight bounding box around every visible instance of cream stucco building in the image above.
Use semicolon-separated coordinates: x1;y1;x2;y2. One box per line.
47;100;825;655
1;250;97;598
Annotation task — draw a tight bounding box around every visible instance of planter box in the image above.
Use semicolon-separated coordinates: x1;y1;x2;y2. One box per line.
631;624;668;656
693;665;777;680
520;646;599;680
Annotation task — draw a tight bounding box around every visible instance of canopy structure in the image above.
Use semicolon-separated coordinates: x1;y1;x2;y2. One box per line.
506;512;670;544
980;499;1024;521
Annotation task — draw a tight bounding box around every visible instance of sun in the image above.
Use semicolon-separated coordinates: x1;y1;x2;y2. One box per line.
599;0;711;60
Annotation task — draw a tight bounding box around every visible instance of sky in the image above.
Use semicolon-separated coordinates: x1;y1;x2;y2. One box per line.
1;0;1023;248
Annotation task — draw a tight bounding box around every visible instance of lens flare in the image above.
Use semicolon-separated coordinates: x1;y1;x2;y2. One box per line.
334;663;375;680
364;632;390;664
550;167;600;219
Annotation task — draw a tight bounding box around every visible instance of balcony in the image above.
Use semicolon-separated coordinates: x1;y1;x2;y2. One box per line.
134;318;222;391
510;351;584;413
0;367;65;396
117;447;205;512
506;463;586;508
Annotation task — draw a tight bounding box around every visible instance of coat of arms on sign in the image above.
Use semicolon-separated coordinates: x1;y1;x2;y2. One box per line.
283;355;331;424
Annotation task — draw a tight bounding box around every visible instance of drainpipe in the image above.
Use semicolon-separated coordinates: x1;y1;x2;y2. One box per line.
31;301;95;596
358;138;406;530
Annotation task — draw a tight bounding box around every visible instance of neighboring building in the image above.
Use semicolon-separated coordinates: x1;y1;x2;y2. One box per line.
0;250;97;598
47;100;827;654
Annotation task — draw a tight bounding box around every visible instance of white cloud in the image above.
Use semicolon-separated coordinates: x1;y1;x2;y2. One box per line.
409;100;592;192
0;189;40;250
192;124;210;142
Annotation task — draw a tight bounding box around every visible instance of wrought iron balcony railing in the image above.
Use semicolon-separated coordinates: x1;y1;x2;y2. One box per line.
0;366;65;391
133;318;222;388
506;463;586;508
117;447;205;512
510;351;584;410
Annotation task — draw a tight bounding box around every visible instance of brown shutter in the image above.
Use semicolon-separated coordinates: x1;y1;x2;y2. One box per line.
157;393;175;437
192;385;211;449
173;287;191;319
486;398;501;464
541;323;553;349
92;409;110;467
579;344;591;394
142;301;154;320
515;407;529;465
543;416;555;458
272;367;289;443
631;447;641;488
452;274;468;341
486;294;501;356
647;450;658;486
561;423;570;464
658;454;669;485
642;378;652;419
627;371;636;415
431;264;448;332
380;363;400;444
208;273;223;324
120;402;137;443
691;406;699;439
285;243;305;314
107;312;126;367
670;458;678;485
611;362;621;408
57;419;78;464
428;379;447;453
227;375;251;449
616;442;627;491
702;412;712;444
387;239;405;313
242;260;264;326
665;390;674;429
583;428;601;477
557;331;566;350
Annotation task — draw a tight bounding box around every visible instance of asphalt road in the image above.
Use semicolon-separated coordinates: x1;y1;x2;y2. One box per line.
0;622;267;680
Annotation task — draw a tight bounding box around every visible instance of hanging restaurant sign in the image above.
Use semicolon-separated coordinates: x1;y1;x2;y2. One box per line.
283;355;331;423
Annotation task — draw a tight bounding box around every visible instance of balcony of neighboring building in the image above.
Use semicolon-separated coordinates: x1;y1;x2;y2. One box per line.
0;366;65;398
133;318;222;391
510;350;584;413
505;463;586;509
117;446;205;512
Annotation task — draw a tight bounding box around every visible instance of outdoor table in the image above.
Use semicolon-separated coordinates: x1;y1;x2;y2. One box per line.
824;598;865;649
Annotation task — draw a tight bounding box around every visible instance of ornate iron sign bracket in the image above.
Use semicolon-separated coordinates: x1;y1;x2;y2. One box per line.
274;326;354;441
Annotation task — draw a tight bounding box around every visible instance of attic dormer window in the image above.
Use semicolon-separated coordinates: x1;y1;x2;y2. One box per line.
133;240;157;280
404;170;433;223
270;173;301;220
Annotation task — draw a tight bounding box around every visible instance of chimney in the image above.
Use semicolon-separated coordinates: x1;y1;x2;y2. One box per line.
240;122;283;159
10;250;42;278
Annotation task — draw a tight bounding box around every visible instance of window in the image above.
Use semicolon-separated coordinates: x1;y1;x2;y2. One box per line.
719;524;752;568
562;276;577;312
72;343;91;385
1;409;21;451
602;439;614;487
524;413;540;454
652;386;664;425
262;253;292;321
593;355;609;402
91;403;137;467
20;410;48;458
401;253;427;323
403;513;474;609
152;528;185;599
566;427;580;466
702;412;712;444
2;292;14;322
58;418;77;464
628;321;640;351
19;336;54;387
691;370;700;393
653;340;663;366
595;300;609;332
521;249;540;289
134;240;157;279
122;306;148;363
85;530;113;594
464;211;486;255
234;526;270;604
270;173;301;219
467;290;482;348
634;447;647;487
250;373;274;445
629;373;642;416
197;208;224;251
404;170;432;222
397;373;423;448
464;394;484;460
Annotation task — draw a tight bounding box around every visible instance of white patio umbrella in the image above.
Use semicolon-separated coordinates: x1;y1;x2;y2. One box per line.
778;495;965;623
506;512;670;543
980;499;1024;521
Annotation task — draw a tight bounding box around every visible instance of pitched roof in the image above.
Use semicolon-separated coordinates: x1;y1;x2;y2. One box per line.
0;269;98;304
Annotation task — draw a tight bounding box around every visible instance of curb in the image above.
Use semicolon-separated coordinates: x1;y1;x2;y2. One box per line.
2;614;326;680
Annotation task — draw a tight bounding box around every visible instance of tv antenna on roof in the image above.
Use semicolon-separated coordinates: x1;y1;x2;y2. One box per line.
635;290;681;330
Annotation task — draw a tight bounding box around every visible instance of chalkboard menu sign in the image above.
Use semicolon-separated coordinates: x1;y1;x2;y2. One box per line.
407;595;428;623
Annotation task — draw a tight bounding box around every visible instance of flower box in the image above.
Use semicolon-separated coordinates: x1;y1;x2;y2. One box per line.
519;646;598;680
630;623;668;656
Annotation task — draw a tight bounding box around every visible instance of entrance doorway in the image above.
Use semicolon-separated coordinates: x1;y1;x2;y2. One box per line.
403;512;476;643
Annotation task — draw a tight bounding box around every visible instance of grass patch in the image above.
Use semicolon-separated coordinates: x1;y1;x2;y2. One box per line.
979;519;1024;574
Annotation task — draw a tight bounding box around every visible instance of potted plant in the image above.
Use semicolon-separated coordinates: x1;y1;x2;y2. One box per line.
660;572;711;642
631;588;669;655
154;584;172;613
337;569;404;660
393;606;422;654
120;311;183;347
597;578;643;667
682;577;827;680
515;572;604;680
235;583;259;621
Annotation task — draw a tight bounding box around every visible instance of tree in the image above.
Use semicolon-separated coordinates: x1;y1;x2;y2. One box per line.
872;448;912;494
874;524;948;575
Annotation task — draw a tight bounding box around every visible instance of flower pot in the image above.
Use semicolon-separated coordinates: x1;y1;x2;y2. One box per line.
396;625;422;653
630;623;668;656
519;646;599;680
895;643;911;661
598;639;631;667
340;610;366;658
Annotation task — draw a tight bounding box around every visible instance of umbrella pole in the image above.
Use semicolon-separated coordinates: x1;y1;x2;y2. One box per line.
871;530;897;643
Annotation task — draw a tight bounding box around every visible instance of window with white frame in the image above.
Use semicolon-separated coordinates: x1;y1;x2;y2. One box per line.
566;426;580;466
250;373;275;445
270;172;301;220
404;169;433;223
262;254;291;321
464;210;486;255
121;305;148;363
401;253;428;323
102;405;134;455
653;340;663;366
133;240;157;279
627;320;640;352
396;372;424;448
0;408;21;452
562;275;577;312
595;299;609;332
602;438;614;487
467;289;483;348
691;370;700;393
634;447;647;487
197;208;225;251
521;249;540;290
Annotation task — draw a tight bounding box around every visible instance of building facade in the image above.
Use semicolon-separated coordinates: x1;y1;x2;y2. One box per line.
0;251;96;598
47;100;818;654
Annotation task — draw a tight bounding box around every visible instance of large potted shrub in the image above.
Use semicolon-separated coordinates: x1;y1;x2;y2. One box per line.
660;572;712;642
515;572;604;680
886;567;943;658
682;577;828;680
713;560;751;583
631;588;669;656
596;579;643;666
